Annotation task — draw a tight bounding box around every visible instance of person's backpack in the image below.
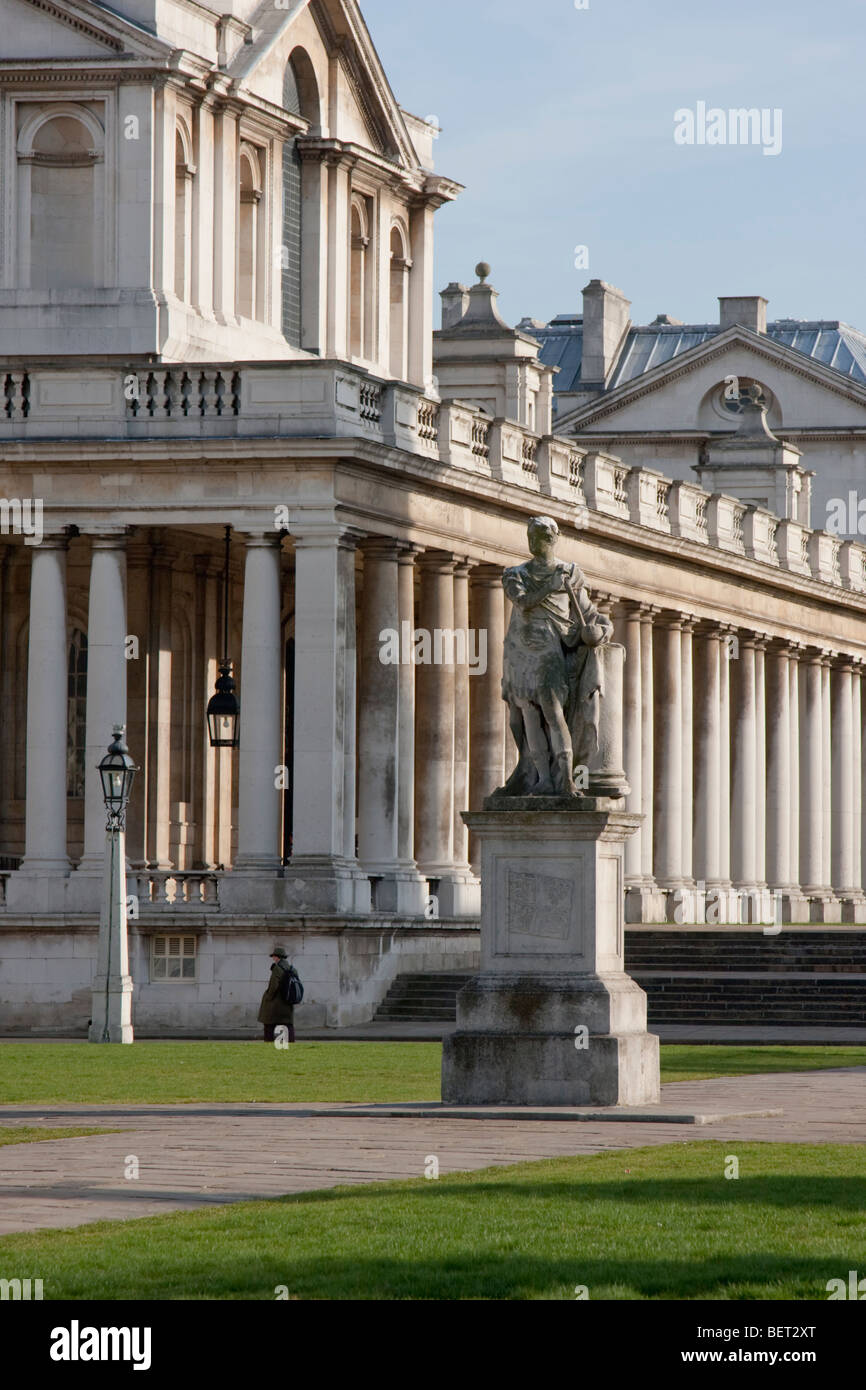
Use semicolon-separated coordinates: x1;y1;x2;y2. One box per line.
278;963;304;1006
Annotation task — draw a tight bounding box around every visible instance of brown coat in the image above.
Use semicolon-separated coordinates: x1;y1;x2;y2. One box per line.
257;961;295;1026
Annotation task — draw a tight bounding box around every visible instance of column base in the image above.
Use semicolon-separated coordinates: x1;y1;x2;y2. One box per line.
418;865;480;918
442;973;660;1106
840;896;866;924
624;882;677;923
805;893;843;924
4;871;71;914
279;857;372;915
88;975;134;1044
364;866;430;916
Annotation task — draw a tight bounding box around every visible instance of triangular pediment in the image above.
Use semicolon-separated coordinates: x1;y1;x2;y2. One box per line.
230;0;424;171
558;327;866;436
4;0;172;63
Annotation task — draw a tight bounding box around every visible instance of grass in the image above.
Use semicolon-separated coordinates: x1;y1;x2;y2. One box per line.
0;1126;118;1147
0;1042;864;1106
0;1142;863;1300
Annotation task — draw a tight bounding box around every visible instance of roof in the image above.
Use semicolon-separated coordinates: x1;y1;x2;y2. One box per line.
529;314;866;406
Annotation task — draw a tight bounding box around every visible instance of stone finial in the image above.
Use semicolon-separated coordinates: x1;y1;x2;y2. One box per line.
475;262;491;283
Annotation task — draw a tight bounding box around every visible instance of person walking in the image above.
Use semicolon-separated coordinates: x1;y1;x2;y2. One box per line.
258;946;296;1043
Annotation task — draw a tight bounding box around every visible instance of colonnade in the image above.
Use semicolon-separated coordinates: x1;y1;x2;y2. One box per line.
12;529;866;924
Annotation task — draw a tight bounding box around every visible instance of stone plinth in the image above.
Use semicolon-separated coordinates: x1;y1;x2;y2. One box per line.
441;798;660;1105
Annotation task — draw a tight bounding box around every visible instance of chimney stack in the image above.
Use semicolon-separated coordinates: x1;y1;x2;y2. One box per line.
440;282;470;330
719;296;768;334
580;279;631;386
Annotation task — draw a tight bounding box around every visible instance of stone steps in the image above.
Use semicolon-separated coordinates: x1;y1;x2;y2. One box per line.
373;932;866;1025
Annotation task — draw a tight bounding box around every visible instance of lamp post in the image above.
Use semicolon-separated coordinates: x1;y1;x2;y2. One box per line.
88;725;138;1044
207;524;240;748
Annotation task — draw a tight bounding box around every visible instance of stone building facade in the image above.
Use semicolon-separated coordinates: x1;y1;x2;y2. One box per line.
2;0;866;1035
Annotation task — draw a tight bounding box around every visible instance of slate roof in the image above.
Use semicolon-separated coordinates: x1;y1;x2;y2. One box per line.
530;313;866;412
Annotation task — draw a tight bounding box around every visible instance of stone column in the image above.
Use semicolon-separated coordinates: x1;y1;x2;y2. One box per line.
469;565;505;870
653;613;684;895
693;623;723;894
754;639;767;889
358;538;426;913
234;535;283;872
639;607;658;885
78;534;129;875
146;542;174;869
452;560;473;871
799;650;825;902
396;546;420;873
821;655;836;905
788;644;802;895
20;538;70;877
415;551;478;915
680;617;695;885
281;525;369;914
621;602;643;886
731;635;758;903
831;657;863;917
765;642;792;891
192;555;220;869
852;663;862;901
719;628;732;886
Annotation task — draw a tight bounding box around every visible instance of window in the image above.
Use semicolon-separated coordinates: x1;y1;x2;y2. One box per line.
350;198;370;359
17;106;106;290
389;223;409;380
152;935;197;981
238;144;263;320
174;124;194;301
281;63;303;346
67;628;87;798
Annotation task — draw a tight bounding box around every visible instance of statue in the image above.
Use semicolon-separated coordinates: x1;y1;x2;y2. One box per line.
496;515;613;798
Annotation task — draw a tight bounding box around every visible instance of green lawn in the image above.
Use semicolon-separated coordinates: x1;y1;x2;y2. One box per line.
0;1142;863;1300
0;1126;118;1147
0;1042;864;1106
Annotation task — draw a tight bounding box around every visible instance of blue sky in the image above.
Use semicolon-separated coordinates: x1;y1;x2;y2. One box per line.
361;0;866;332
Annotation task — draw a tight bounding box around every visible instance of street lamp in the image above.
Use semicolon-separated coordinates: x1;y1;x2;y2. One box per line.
89;725;138;1045
207;524;240;748
98;724;138;829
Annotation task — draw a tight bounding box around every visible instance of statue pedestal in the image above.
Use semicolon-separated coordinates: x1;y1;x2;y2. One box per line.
441;798;660;1106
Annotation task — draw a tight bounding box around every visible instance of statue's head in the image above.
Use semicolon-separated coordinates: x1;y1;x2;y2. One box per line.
527;515;559;557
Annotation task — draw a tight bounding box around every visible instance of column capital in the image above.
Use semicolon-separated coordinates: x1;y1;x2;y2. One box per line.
29;535;68;553
359;535;403;560
655;609;685;631
638;604;661;624
291;525;363;552
87;531;130;551
470;562;504;587
416;548;457;575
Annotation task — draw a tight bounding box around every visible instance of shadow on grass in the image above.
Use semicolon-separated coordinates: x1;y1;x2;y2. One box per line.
267;1173;866;1213
52;1251;855;1302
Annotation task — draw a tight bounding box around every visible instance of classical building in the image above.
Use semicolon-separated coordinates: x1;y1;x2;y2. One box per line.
3;1;866;1036
525;281;866;535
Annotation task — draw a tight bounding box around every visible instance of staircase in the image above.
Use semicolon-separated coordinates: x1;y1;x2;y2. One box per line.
374;972;472;1021
372;932;866;1027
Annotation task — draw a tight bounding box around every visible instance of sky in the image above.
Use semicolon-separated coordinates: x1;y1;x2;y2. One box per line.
361;0;866;333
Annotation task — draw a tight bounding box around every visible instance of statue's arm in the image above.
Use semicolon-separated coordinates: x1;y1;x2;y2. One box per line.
567;575;613;647
503;566;547;611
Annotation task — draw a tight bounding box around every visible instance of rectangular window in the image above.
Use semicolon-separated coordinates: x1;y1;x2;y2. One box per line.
151;934;197;981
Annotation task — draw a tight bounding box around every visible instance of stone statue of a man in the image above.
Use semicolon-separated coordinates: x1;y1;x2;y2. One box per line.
497;515;612;798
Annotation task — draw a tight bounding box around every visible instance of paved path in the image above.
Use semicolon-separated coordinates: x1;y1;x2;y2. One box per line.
0;1068;863;1235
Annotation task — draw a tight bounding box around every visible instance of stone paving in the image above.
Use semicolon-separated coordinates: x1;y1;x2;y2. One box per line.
0;1068;863;1235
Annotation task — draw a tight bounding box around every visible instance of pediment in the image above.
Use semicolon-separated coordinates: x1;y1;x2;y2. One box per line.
5;0;170;62
230;0;423;170
559;329;866;436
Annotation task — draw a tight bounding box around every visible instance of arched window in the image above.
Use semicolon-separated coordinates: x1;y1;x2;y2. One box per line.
350;198;369;359
18;107;105;290
389;223;410;380
67;629;87;798
281;49;321;348
238;145;262;319
174;123;194;301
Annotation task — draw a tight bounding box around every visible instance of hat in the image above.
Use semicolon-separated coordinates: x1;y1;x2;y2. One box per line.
271;946;288;958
